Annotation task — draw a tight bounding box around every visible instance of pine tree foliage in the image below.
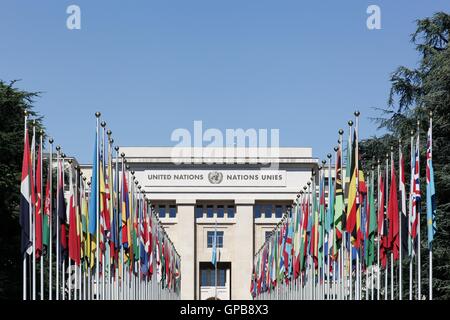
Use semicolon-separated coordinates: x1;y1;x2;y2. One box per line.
360;12;450;300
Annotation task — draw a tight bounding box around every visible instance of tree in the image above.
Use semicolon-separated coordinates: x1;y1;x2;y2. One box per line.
360;12;450;299
0;80;43;299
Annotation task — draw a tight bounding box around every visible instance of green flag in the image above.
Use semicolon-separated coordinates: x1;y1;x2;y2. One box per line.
367;171;377;266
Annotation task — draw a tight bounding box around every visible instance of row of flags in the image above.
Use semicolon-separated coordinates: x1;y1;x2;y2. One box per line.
251;112;436;300
20;112;181;300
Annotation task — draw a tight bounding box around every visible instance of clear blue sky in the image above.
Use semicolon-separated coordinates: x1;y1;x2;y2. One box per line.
1;1;448;163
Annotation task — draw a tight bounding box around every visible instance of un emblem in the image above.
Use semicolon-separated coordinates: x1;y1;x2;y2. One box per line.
208;171;223;184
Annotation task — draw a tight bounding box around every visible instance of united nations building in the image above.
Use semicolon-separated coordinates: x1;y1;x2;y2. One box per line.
81;147;318;300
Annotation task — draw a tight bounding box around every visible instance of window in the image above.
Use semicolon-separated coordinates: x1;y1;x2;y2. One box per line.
275;205;283;218
200;268;226;286
227;205;235;218
196;205;203;218
264;205;272;218
207;231;224;248
265;231;272;241
218;269;226;286
217;205;224;218
169;205;177;218
206;205;214;218
254;205;261;218
158;205;166;218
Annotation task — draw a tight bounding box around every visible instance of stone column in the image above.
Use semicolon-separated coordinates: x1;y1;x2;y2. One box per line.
232;199;254;300
176;199;196;300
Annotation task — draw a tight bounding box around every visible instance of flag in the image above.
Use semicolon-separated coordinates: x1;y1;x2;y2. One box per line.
284;217;293;279
43;169;51;251
272;230;278;286
367;170;377;266
399;145;408;258
110;154;119;266
300;197;309;271
57;158;67;262
377;173;387;268
426;123;436;248
312;189;319;268
326;163;335;258
140;198;149;275
80;177;91;268
121;167;130;249
334;144;344;253
388;157;399;260
20;126;32;256
318;173;325;269
410;134;421;256
35;143;43;258
346;131;357;237
68;168;81;265
293;201;301;278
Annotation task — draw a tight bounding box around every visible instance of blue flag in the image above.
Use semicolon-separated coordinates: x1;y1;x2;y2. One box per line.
426;126;436;248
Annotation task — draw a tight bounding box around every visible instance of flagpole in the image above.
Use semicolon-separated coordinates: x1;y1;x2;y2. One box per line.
385;153;388;301
320;162;325;300
338;129;345;300
48;138;54;300
377;159;381;300
107;130;114;301
22;111;28;300
399;140;403;300
327;154;332;300
355;111;361;301
390;147;394;301
101;121;107;300
68;160;73;301
62;154;67;301
56;146;61;300
39;131;44;300
370;165;375;300
409;129;414;300
120;152;125;301
115;145;120;300
347;120;353;301
94;112;101;299
416;120;421;300
215;219;218;300
31;120;36;300
428;111;433;300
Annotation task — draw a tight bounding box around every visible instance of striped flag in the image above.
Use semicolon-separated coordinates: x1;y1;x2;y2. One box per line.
20;127;32;256
367;170;376;266
377;173;387;268
333;144;344;255
410;134;421;256
121;167;130;249
35;143;43;258
43;169;51;251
